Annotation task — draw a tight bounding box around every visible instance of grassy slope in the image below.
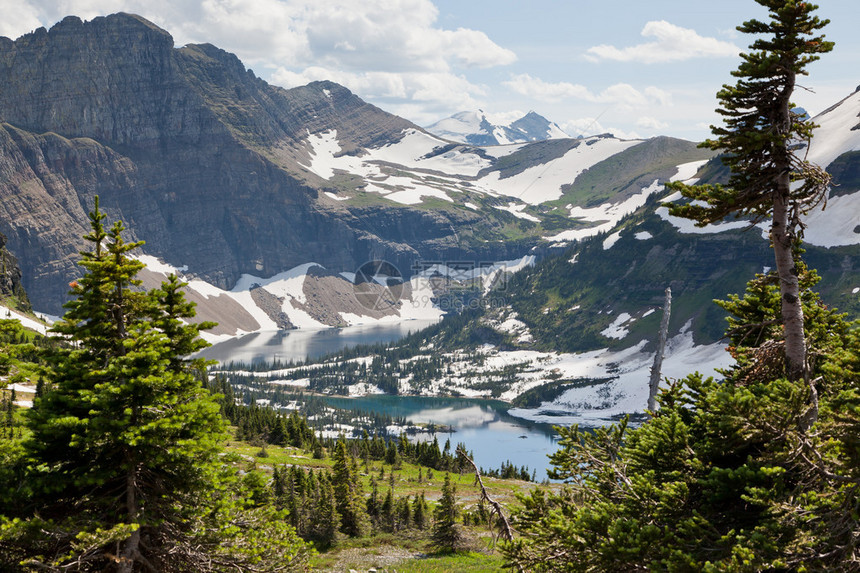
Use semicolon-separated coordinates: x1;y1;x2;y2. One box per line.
410;190;858;356
552;137;715;208
1;400;527;572
226;435;535;572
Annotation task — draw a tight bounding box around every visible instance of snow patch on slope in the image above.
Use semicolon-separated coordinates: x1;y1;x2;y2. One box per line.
0;304;51;335
475;137;642;205
802;193;860;247
797;90;860;247
670;159;709;183
600;312;633;339
603;230;622;250
494;202;540;222
426;109;569;146
547;179;663;242
806;90;860;168
509;322;734;426
301;128;483;204
135;255;447;341
134;254;533;342
372;128;490;177
655;203;755;235
301;130;354;180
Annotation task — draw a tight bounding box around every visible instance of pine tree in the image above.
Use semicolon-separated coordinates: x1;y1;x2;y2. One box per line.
367;476;380;523
309;472;340;548
501;268;858;571
412;492;427;530
396;495;411;532
385;439;401;468
380;488;395;532
431;473;464;553
332;437;370;537
666;0;833;382
273;465;285;503
6;198;309;571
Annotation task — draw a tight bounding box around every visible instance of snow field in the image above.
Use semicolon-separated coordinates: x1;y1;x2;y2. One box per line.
0;305;51;335
473;137;642;205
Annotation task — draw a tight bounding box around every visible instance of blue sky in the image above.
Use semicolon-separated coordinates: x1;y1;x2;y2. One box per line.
1;0;856;141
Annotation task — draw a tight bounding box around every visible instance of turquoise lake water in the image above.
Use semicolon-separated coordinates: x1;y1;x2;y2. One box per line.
202;321;563;479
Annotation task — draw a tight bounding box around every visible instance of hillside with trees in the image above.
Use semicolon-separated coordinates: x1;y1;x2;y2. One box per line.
0;200;537;572
1;1;859;572
503;2;860;571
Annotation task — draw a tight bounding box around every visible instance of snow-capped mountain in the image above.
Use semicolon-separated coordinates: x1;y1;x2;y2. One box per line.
426;110;568;145
1;13;858;425
1;13;857;350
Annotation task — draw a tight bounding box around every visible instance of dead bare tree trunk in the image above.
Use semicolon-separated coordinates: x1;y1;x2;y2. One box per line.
455;446;524;572
647;287;671;412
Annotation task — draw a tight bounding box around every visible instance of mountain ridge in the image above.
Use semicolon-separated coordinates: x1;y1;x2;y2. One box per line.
0;14;532;314
0;12;857;339
426;109;567;146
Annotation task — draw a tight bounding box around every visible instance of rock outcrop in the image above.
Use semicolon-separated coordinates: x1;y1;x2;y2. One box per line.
0;232;29;310
0;14;526;314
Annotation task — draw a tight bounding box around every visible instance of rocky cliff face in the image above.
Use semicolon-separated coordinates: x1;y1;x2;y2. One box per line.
0;14;525;314
0;232;29;310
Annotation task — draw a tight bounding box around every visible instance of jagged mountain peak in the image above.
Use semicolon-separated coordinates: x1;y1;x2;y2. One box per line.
426;109;567;146
0;12;536;314
0;11;856;325
1;12;169;42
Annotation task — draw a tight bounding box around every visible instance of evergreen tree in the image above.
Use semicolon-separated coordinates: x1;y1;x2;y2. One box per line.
666;0;833;382
431;473;464;553
3;199;309;571
502;268;859;571
332;437;370;537
309;472;340;548
272;465;285;503
367;476;380;523
0;319;37;514
413;492;428;530
396;495;411;532
380;488;395;533
385;438;402;468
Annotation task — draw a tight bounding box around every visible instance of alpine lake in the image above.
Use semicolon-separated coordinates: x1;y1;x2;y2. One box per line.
200;320;563;480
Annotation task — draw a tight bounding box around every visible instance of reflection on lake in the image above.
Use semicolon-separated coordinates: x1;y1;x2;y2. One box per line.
199;319;440;365
322;395;561;480
203;320;565;479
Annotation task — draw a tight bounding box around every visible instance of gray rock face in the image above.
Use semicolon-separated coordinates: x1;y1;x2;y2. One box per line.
0;231;29;310
0;13;527;314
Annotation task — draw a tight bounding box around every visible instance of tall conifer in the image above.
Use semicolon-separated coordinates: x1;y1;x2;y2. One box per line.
666;0;833;382
12;198;309;571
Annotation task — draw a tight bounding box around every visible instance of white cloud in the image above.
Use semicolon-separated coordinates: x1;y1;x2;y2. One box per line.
271;66;485;124
561;118;641;140
718;27;740;40
636;116;668;130
181;0;514;74
586;20;739;63
484;110;526;126
0;0;43;38
502;74;590;103
504;74;671;109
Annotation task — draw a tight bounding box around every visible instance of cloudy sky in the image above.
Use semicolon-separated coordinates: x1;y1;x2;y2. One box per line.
2;0;856;141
